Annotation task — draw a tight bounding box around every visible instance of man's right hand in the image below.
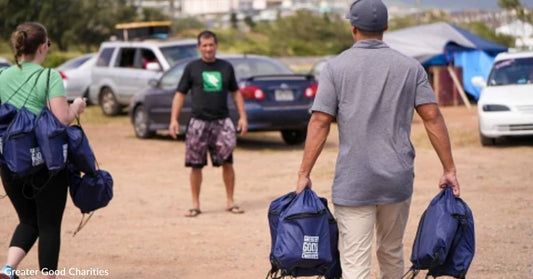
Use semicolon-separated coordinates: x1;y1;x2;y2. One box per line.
439;170;460;197
169;120;179;139
296;174;312;194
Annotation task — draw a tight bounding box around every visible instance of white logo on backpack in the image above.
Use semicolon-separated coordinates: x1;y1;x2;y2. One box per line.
30;147;44;166
302;235;319;259
62;143;68;163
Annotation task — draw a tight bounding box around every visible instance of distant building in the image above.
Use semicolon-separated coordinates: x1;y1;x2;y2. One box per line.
181;0;266;15
496;20;533;50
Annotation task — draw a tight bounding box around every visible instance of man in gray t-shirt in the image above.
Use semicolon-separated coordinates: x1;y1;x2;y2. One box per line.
295;0;460;278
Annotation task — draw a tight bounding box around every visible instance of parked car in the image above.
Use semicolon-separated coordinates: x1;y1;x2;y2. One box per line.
89;39;198;116
56;53;96;102
309;56;331;81
130;54;318;145
472;51;533;145
0;57;11;68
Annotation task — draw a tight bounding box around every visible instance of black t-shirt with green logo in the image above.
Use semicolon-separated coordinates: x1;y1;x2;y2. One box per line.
177;58;238;120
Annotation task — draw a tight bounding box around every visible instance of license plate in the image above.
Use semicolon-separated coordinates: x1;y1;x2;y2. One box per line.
275;89;294;101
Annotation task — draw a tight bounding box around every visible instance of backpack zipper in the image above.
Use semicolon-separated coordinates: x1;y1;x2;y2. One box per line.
285;209;327;220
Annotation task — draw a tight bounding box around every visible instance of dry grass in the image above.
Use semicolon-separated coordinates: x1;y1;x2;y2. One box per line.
77;106;130;126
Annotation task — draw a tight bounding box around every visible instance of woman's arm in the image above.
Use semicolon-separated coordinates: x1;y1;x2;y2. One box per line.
49;96;86;125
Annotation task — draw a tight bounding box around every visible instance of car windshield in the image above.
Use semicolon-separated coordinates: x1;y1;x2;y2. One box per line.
488;57;533;86
160;61;188;90
57;55;93;70
231;57;293;80
160;45;198;66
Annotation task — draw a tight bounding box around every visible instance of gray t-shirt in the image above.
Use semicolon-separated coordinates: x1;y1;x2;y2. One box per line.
312;40;436;206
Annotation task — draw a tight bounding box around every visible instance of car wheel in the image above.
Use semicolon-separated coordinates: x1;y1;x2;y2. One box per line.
99;87;121;116
281;130;306;145
133;106;155;139
83;89;92;106
480;132;496;146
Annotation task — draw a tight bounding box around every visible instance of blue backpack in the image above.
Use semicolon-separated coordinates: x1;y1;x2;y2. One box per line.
3;69;47;177
66;119;113;236
0;102;18;166
34;69;68;173
267;189;342;279
66;122;96;175
427;198;474;278
403;187;475;279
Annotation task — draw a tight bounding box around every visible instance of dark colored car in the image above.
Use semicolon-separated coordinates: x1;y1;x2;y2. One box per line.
0;57;11;68
130;54;318;144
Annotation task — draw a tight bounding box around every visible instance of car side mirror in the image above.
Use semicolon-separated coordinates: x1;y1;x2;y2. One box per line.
148;78;159;87
146;62;162;72
471;76;486;88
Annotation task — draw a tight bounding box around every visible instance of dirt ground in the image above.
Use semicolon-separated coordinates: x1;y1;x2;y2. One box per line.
0;105;532;279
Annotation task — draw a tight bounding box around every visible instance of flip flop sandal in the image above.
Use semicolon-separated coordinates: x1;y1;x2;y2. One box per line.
226;205;245;214
185;208;201;217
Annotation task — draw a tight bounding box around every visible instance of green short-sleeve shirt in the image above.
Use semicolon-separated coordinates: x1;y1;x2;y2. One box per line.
0;62;66;115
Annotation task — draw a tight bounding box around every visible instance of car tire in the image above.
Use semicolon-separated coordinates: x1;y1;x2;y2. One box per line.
83;89;92;106
99;87;121;116
281;130;306;145
480;132;496;146
133;106;155;139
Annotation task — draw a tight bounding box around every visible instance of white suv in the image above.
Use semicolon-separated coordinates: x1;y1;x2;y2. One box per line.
89;39;197;115
472;51;533;145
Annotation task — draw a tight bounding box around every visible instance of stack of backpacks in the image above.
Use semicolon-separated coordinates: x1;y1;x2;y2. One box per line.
0;68;113;235
267;188;342;279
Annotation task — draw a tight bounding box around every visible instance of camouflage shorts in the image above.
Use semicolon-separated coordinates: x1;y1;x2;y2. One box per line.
185;117;236;168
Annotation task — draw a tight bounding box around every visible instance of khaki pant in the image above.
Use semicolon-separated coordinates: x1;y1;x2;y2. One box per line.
334;199;411;279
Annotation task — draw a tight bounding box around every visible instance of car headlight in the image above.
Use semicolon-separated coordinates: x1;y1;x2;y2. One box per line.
482;104;510;112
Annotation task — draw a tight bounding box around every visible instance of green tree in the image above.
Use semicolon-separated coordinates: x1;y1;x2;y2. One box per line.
498;0;522;9
0;0;139;51
172;17;206;34
230;12;238;29
244;15;255;30
459;21;515;48
140;8;169;21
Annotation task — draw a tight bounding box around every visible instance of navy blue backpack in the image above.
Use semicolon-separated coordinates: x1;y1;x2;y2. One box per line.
0;102;17;166
3;69;46;177
66;121;96;175
403;187;475;279
34;69;68;173
66;119;113;236
267;189;342;279
427;198;474;278
0;67;18;166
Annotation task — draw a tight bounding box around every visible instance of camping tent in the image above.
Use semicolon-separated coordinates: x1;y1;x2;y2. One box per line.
383;22;508;100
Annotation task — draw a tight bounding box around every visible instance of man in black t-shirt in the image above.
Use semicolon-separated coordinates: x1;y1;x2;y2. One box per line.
169;30;248;217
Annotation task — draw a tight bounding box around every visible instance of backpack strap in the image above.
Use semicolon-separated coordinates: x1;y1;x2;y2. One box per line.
401;269;419;279
2;68;44;104
72;212;95;236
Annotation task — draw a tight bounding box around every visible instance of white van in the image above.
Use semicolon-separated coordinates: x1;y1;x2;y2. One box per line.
89;39;197;115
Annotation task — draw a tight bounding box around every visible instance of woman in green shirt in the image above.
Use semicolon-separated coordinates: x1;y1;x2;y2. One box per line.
0;22;86;279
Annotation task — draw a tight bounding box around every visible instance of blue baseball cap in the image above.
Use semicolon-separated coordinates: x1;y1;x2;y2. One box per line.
345;0;388;32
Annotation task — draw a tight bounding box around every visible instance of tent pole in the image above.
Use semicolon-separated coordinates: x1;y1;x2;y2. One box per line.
447;66;471;109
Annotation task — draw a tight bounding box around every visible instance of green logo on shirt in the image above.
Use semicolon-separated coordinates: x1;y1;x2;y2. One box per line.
202;71;222;92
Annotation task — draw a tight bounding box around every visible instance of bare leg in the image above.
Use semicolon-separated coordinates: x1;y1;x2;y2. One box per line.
222;162;235;208
6;246;26;269
190;168;202;210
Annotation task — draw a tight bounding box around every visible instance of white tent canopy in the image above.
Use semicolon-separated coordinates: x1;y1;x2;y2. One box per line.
383;22;506;64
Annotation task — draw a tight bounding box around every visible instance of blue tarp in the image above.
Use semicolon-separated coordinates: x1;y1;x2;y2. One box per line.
454;50;495;100
384;22;508;100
